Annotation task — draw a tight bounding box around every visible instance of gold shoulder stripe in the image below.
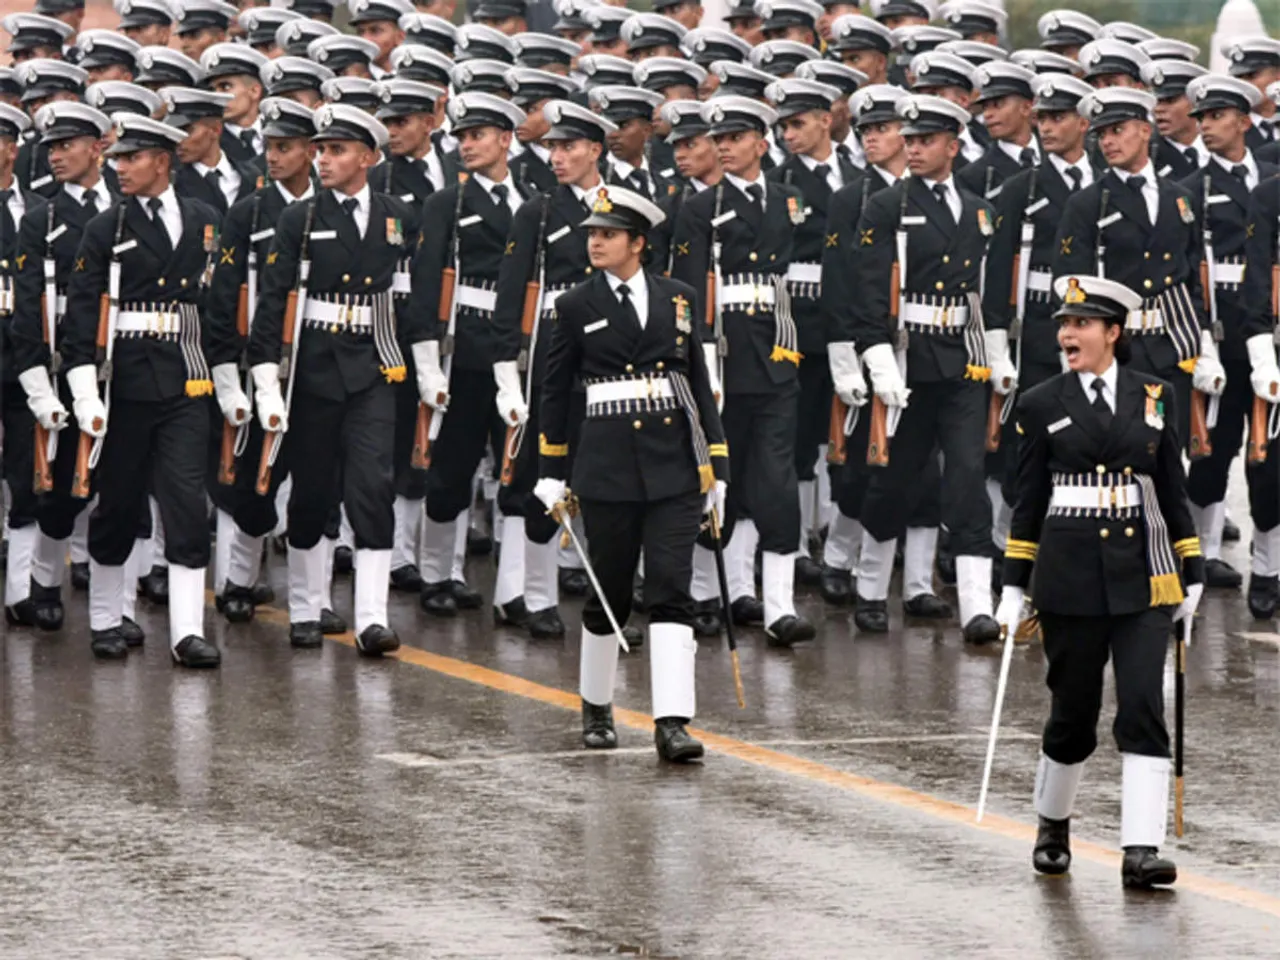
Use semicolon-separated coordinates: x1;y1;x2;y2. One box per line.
539;433;568;457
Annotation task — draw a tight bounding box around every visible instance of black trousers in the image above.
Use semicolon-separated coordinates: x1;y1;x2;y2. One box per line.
716;385;800;554
33;380;92;541
794;353;831;482
392;377;429;500
834;405;942;528
425;368;494;523
860;379;990;554
2;380;38;529
497;386;585;545
1039;608;1172;765
90;396;210;568
579;490;701;634
285;384;396;551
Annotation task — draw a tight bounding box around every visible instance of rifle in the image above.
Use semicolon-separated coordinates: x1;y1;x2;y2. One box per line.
1251;185;1280;466
73;203;125;499
220;194;262;486
500;193;551;486
708;182;726;396
868;183;909;467
1096;186;1109;279
412;172;468;470
829;176;873;466
256;197;315;495
668;181;690;278
1189;175;1215;461
34;203;57;494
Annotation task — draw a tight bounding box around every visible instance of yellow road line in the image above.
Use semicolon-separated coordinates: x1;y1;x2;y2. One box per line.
243;602;1280;920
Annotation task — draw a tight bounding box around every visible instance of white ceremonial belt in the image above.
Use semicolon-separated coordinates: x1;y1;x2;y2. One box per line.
116;310;182;335
455;284;497;312
1027;269;1053;293
1124;309;1164;332
900;302;969;329
585;378;674;405
1050;483;1141;511
786;262;822;284
303;300;373;329
391;271;411;294
1213;261;1245;285
541;288;565;314
720;282;776;306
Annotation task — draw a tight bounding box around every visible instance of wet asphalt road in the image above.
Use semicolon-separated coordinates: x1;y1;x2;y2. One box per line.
4;511;1280;957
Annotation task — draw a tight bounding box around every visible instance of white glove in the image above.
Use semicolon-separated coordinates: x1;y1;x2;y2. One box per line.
1246;333;1280;403
211;362;250;427
995;585;1025;638
1174;581;1203;626
703;479;727;518
828;341;869;407
702;342;723;411
1192;330;1226;396
251;362;287;433
533;477;566;513
861;342;911;407
412;340;449;411
65;364;107;438
18;366;68;432
493;360;528;426
985;328;1018;396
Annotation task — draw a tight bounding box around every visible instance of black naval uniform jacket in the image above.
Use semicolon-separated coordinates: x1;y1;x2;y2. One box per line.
174;158;261;217
1182;156;1279;362
669;176;804;394
604;157;681;205
247;188;422;401
371;152;441;207
1;185;45;384
842;176;998;383
1241;174;1280;346
1004;367;1204;617
956;139;1038;203
510;144;558;195
61;194;224;403
539;270;729;502
409;174;529;373
1054;168;1208;375
768;154;838;359
1153;134;1203;181
16;139;56;199
650;179;707;276
821;166;897;347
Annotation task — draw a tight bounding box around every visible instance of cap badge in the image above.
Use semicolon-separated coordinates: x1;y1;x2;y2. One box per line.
593;187;613;214
1064;277;1086;304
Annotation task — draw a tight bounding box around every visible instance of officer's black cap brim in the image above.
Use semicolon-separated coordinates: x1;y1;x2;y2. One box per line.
21;83;83;104
855;108;899;128
474;3;525;19
1088;110;1149;132
544;123;604;142
602;109;655;125
901;120;961;137
832;39;891;55
666;125;708;143
79;54;136;71
375;104;433;120
39;123;102;144
580;210;648;231
313;129;379;149
1190;95;1251;117
202;64;261;83
104;138;175;157
263;121;314;139
974;84;1032;104
1053;303;1123;322
450;115;514;133
268;78;322;95
120;13;174;28
706;119;767;137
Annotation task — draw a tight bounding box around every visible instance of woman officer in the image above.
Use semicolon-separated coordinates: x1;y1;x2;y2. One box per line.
996;274;1205;889
533;186;729;763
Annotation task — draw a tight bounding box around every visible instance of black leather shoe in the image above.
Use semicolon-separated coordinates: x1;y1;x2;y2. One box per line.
904;593;952;619
582;700;617;749
250;581;275;605
449;579;483;610
70;561;90;591
622;625;645;649
730;596;764;626
31;583;64;632
691;599;723;638
1223;517;1241;542
119;616;145;647
91;628;129;660
632;581;647;612
963;614;1001;645
320;608;347;635
220;584;256;623
991;563;1003;595
819;565;853;605
390;564;424;592
936;547;956;587
5;599;38;627
655;717;704;762
420;581;458;617
855;599;889;633
494;596;528;627
796;555;823;586
333;546;353;575
527;606;566;639
290;621;323;649
138;565;169;605
1032;816;1071;876
766;614;816;647
172;635;220;668
1204;557;1243;589
1249;574;1279;620
356;624;400;657
467;526;492;557
558;567;589;597
1121;846;1177;889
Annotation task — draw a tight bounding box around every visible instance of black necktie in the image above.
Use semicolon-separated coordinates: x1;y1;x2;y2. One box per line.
628;170;651;199
490;183;507;208
617;282;641;329
1231;163;1249;184
1184;147;1199;167
932;182;954;224
1127;175;1149;224
813;162;831;185
205;169;226;209
240;128;256;153
1091;379;1112;428
341;196;359;237
1262;121;1275;143
147;196;171;252
1019;147;1035;168
0;189;14;245
82;190;98;214
1064;166;1082;192
746;183;764;207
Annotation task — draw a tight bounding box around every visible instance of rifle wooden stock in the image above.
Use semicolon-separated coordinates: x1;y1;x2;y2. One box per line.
282;289;298;346
500;425;518;486
1250;395;1270;465
236;282;249;337
33;425;52;493
520;279;539;337
867;396;889;466
1188;389;1212;460
411;402;432;470
256;432;279;495
439;267;456;324
1200;260;1210;311
96;291;110;349
72;429;94;499
218;421;237;485
827;396;848;465
1273;264;1279;320
888;262;900;321
705;271;716;327
40;293;48;338
1008;254;1019;307
985;390;1003;453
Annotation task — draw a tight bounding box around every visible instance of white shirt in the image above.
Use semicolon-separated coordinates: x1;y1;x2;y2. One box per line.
193;152;241;209
472;170;521;216
610;156;655;197
1115;160;1159;224
1252;111;1277;142
690;177;712;193
331;183;371;239
225;120;263;156
958;125;985;163
766;130;787;168
840;130;866;170
416;148;445;193
1078;360;1118;414
925;173;962;222
606;269;648;328
1211;150;1260;192
1048;152;1093;191
1166;136;1209;172
725;171;768;210
1;181;24;233
997;136;1041;167
872;164;901;185
62;179;109;215
275;179;314;205
140;185;182;245
571;180;604;212
800;150;843;192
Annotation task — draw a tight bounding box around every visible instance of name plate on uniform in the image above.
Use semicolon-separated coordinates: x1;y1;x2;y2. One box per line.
1025;198;1049;216
710;211;737;228
548;225;572;244
1048;416;1072;434
112;239;138;255
30;174;52;189
46;224;67;244
584;319;608;334
400;193;415;203
250;228;275;243
310;230;337;240
1098;212;1122;229
1206;195;1232;206
902;215;926;226
458;214;482;228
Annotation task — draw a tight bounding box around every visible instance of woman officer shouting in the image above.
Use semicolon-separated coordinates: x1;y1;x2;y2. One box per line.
996;274;1205;889
533;186;729;763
